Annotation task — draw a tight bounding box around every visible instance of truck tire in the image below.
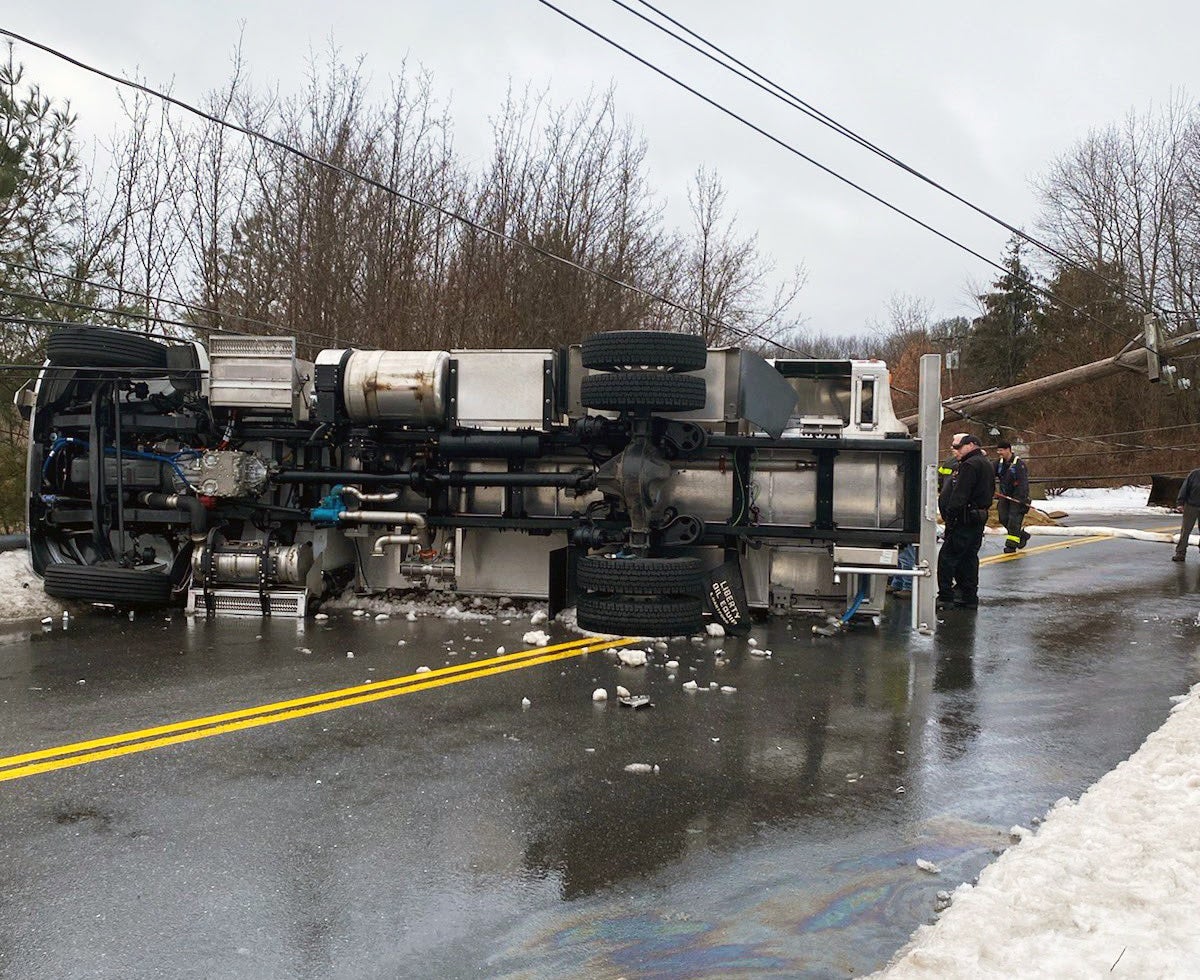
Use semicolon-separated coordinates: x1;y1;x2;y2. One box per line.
576;593;705;636
577;555;704;596
581;330;707;373
580;371;706;413
46;326;169;370
43;562;174;606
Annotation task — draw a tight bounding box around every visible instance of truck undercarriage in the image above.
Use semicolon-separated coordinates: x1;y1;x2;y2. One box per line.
19;326;936;635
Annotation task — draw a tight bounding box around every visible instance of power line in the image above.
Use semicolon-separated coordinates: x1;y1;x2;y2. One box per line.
1024;421;1200;447
1031;469;1193;484
3;257;295;337
616;0;1149;314
0;26;811;359
534;0;1166;361
0;280;343;350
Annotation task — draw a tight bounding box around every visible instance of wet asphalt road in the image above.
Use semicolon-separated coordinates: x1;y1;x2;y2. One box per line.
1;516;1199;979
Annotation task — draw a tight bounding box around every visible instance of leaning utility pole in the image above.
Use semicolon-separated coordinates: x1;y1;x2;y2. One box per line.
899;327;1200;430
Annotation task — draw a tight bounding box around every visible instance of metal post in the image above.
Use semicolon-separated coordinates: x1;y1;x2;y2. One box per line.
915;354;942;632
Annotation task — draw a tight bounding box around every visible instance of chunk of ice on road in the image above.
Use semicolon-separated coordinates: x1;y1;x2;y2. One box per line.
682;680;699;691
747;638;758;647
405;611;418;622
521;697;532;709
374;613;389;621
346;651;355;659
665;659;679;669
624;763;659;774
592;688;608;702
353;610;366;617
705;622;725;637
314;613;329;621
916;859;941;874
720;685;737;694
523;630;550;647
653;641;669;652
617;649;647;667
415;666;431;674
496;646;506;655
529;609;548;627
616;685;631;698
1010;824;1033;840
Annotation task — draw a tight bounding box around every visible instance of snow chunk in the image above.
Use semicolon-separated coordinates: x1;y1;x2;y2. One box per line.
314;613;329;621
616;685;631;698
720;685;738;694
529;609;549;627
706;622;726;637
405;611;418;622
496;646;506;655
916;859;941;874
345;651;355;659
415;666;431;674
374;613;389;621
682;680;699;692
1010;824;1033;840
352;609;366;617
624;763;659;775
666;659;680;669
592;688;608;702
521;697;532;709
747;637;758;647
617;648;648;667
523;630;550;647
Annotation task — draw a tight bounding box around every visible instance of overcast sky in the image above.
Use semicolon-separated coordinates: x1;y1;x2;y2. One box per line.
5;1;1199;337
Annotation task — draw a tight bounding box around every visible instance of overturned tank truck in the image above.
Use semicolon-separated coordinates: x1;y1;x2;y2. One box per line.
17;326;939;635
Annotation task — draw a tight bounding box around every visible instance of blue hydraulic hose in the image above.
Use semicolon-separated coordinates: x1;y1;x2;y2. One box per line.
840;583;869;624
42;437;194;488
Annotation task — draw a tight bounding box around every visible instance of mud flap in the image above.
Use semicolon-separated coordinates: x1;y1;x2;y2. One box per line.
705;559;751;633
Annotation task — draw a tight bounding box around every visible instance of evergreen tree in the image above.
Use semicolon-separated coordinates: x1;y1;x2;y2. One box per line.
963;236;1042;388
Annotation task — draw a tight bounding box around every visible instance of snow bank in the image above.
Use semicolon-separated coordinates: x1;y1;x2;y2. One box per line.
876;683;1200;978
0;550;62;624
1044;485;1172;515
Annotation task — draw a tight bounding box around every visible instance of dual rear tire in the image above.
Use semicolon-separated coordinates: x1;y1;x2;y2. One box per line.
579;330;707;414
575;555;706;636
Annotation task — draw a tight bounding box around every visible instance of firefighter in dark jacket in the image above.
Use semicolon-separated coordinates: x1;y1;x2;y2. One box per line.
994;441;1031;554
937;433;996;608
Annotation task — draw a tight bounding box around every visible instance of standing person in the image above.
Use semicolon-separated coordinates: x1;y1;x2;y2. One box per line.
891;434;966;600
994;441;1031;554
937;434;996;609
1172;465;1200;561
938;433;967;490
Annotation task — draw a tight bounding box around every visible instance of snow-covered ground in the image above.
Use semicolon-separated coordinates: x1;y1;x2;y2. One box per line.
875;683;1200;979
0;549;62;624
877;484;1197;979
1044;484;1174;515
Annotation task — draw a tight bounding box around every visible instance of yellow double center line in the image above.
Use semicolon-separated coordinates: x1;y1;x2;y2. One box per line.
982;535;1113;565
0;634;638;783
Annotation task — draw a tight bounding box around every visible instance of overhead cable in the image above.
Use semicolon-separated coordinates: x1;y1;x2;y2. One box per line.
0;26;811;358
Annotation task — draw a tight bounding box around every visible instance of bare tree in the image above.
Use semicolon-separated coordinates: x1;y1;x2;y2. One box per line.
676;166;806;348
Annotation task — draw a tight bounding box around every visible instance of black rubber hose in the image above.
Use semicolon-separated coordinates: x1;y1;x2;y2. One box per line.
139;492;208;539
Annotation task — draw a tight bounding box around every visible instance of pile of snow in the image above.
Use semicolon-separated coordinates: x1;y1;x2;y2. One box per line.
875;683;1200;978
0;550;62;624
1044;485;1172;515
